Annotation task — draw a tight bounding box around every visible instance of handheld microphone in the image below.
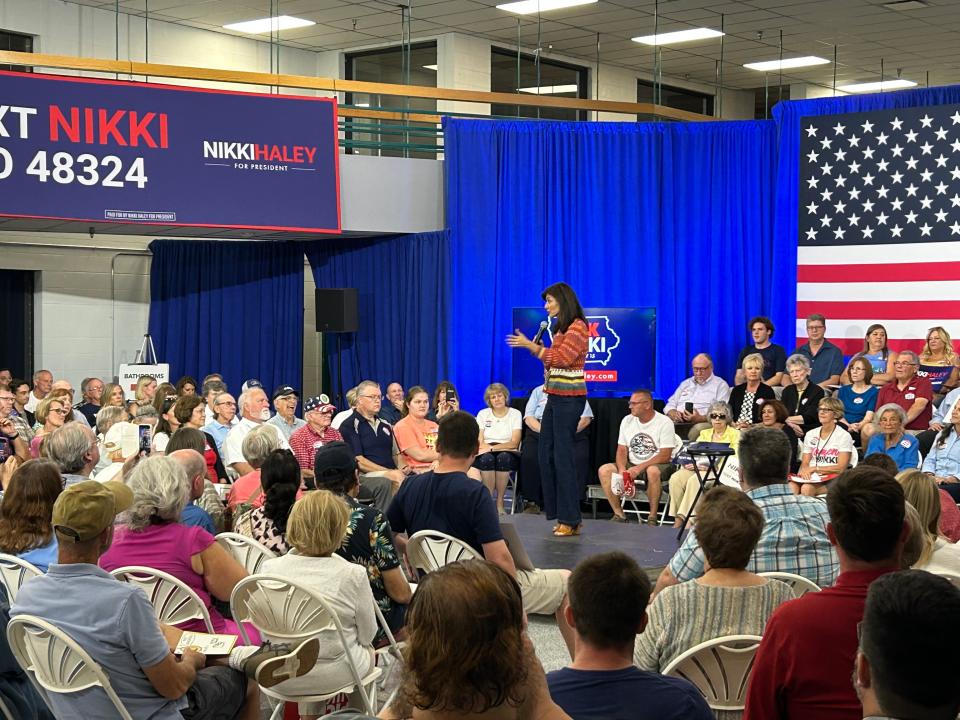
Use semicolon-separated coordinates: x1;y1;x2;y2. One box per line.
532;320;549;345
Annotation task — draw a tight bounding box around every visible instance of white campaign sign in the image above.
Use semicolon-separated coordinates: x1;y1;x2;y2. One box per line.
118;363;169;401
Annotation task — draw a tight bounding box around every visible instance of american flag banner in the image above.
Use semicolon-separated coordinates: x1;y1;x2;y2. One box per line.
797;103;960;355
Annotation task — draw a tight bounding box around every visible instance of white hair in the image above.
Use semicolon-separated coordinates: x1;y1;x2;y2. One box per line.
242;425;280;467
124;455;189;531
45;424;94;474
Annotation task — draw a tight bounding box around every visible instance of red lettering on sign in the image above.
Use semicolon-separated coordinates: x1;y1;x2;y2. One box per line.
49;106;80;143
98;109;127;146
128;111;157;148
588;322;600;336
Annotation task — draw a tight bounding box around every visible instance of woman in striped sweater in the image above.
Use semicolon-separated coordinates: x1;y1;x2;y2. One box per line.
507;282;589;537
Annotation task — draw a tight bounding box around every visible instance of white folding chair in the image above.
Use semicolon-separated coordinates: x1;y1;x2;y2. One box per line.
7;614;134;720
759;571;822;597
109;566;215;633
230;574;381;718
663;634;763;713
215;531;276;574
0;554;42;603
621;487;671;526
0;695;13;720
373;602;405;708
405;530;481;574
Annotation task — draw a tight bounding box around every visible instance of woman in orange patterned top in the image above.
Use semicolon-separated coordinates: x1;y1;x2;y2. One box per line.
507;282;589;537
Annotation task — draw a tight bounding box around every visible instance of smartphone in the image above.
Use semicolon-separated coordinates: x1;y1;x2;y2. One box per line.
138;424;152;457
0;437;10;462
446;389;456;402
685;402;695;414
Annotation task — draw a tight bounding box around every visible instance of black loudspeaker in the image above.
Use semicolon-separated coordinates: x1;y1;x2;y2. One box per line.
315;288;359;332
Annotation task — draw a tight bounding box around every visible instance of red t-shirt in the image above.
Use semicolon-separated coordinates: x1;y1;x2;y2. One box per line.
744;567;896;720
876;376;933;430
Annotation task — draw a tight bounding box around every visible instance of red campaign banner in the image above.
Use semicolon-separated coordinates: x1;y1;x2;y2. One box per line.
585;370;618;382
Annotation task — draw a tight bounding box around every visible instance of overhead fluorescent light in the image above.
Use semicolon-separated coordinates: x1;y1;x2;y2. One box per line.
497;0;597;15
837;79;918;93
223;15;315;34
422;64;438;71
518;84;579;94
632;28;724;45
883;0;928;9
355;103;371;108
743;56;830;72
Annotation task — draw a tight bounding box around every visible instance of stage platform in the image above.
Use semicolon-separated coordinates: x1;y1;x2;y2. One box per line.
504;512;686;579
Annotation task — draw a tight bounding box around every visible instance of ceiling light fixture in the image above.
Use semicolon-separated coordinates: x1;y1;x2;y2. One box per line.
837;79;918;93
223;15;315;34
423;64;438;71
518;84;579;94
743;56;830;72
632;28;724;45
496;0;598;15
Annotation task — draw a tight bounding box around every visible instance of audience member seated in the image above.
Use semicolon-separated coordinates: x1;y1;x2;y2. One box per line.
638;488;793;719
858;452;898;476
23;369;52;414
862;350;933;446
780;353;825;441
392;386;439;474
173;396;227;483
10;378;36;429
379;381;405;425
151;383;178;415
917;383;960;458
200;379;230;429
896;469;960;577
76;376;104;427
29;395;69;457
202;390;238;454
100;381;127;414
386;411;574;655
546;551;712;720
227;425;281;512
520;380;592;513
790;313;844;389
836;355;878;446
759;400;800;472
134;375;158;407
729;353;776;429
790;397;857;497
838;324;896;386
167;449;217;535
45;423;100;487
598;390;676;525
266;385;306;441
312;442;412;641
99;456;258;642
235;449;300;555
331;386;359;430
92;405;128;475
0;459;62;572
428;380;461;422
664;354;731;441
11;479;319;720
921;400;960;503
855;570;960;720
668;401;739;528
0;392;29;463
339;380;404;512
289;395;343;482
744;466;908;720
175;375;198;397
223;387;289;476
917;325;960;397
152;394;180;454
474;382;523;515
655;427;838;596
380;560;571;720
865;403;920;472
735;316;787;387
165;429;229;533
261;489;378;716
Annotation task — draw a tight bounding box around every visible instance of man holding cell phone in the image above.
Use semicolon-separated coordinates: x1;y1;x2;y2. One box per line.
664;354;731;441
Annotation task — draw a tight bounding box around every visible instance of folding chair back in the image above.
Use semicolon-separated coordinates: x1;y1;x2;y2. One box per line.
662;634;763;712
7;614;134;720
405;530;481;573
215;532;275;574
109;566;215;632
759;571;822;597
0;554;42;603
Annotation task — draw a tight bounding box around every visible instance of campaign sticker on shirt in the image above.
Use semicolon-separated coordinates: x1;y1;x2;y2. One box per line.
756;398;765;405
905;393;916;400
801;398;808;404
900;439;912;449
853;397;863;404
484;420;493;428
313;441;324;449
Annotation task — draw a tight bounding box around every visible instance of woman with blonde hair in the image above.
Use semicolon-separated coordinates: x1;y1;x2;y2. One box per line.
474;382;522;514
729;353;776;428
918;326;960;396
133;375;157;404
790;396;857;497
261;489;377;718
29;395;70;458
896;469;960;576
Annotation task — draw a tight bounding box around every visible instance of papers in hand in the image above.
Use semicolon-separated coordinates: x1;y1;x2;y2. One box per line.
174;631;238;656
789;472;837;485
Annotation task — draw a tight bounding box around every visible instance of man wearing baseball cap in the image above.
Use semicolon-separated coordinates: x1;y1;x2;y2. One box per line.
267;385;306;441
11;480;319;718
289;395;343;482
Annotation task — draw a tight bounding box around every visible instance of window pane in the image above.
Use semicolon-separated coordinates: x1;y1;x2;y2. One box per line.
490;48;588;122
638;80;713;117
0;29;33;73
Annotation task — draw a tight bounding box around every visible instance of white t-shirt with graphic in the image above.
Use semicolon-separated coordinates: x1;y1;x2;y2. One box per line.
618;412;676;466
476;407;522;445
803;425;858;469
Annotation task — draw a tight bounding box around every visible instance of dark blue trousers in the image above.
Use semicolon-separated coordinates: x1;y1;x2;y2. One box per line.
539;393;584;526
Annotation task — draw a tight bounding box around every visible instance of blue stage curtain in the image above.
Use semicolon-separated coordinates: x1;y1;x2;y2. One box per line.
444;117;780;406
772;84;960;343
303;230;451;400
147;239;304;395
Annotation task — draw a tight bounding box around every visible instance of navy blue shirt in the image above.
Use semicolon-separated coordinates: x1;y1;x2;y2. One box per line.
737;343;787;380
386;470;502;555
340;411;397;470
547;666;713;720
794;340;845;385
379;404;403;425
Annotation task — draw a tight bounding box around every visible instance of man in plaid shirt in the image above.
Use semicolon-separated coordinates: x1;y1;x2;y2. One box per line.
653;427;838;596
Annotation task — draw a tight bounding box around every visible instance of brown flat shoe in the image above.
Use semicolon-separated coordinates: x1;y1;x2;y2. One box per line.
553;523;581;537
